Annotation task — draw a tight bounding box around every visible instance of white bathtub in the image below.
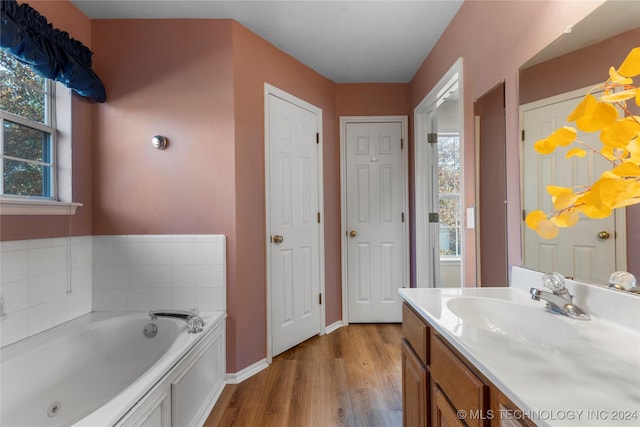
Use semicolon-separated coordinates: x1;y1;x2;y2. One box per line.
1;310;226;427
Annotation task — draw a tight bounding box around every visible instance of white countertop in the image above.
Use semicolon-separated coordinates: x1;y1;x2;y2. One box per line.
399;267;640;427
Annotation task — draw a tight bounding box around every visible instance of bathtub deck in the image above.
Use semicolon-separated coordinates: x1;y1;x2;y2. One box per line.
204;323;402;427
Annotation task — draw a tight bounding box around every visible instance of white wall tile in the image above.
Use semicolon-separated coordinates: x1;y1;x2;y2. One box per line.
71;243;92;270
102;289;127;311
28;247;54;278
53;295;76;324
1;250;28;282
1;236;92;347
149;288;173;309
126;288;150;312
172;288;197;310
148;266;173;288
53;245;69;273
2;234;225;347
53;271;70;299
172;242;195;265
172;265;195;288
28;302;54;335
1;240;28;252
75;290;92;317
195;287;225;311
28;275;54;307
148;241;173;266
0;309;28;347
92;288;105;311
1;280;28;313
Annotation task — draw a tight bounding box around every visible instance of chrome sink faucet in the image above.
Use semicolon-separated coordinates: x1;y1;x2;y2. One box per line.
149;309;205;333
530;273;590;321
608;271;640;295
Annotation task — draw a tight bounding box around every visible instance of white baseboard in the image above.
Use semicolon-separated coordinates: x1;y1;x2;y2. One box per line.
324;320;344;334
226;358;269;384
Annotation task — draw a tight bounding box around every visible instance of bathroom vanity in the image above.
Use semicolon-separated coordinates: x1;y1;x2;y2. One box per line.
400;267;640;427
402;301;533;427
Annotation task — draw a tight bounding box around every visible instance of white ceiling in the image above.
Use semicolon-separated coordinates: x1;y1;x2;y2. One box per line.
70;0;463;83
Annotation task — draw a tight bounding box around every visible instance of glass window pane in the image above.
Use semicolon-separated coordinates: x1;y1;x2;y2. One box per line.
0;51;46;123
438;135;460;195
3;121;51;163
3;158;52;197
439;197;460;256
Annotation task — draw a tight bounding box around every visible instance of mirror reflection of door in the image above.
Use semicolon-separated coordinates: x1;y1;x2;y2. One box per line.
475;82;508;287
521;90;622;285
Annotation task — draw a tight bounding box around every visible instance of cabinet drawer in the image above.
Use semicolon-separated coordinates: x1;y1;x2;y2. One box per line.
431;335;489;427
402;303;429;365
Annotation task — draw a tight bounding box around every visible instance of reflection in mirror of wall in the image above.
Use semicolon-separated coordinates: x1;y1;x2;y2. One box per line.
519;0;639;283
475;82;508;287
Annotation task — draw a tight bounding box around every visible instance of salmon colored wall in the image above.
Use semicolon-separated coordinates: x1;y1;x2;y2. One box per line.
90;19;236;237
519;28;640;278
230;22;338;372
519;28;640;104
1;0;93;240
336;84;410;116
410;0;603;284
90;19;243;367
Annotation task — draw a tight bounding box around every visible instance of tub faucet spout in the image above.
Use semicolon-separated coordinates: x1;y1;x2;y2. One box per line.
149;309;205;333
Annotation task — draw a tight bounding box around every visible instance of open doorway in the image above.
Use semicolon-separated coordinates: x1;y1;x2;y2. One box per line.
414;59;464;288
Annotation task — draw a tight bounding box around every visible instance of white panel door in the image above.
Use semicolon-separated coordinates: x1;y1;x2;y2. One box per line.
345;121;405;322
523;95;617;285
268;93;321;357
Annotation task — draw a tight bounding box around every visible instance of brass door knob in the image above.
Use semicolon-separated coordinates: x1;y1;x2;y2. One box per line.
597;231;610;240
349;230;357;238
272;235;284;244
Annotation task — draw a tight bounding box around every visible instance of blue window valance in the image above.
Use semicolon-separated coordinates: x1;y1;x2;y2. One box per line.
1;0;106;102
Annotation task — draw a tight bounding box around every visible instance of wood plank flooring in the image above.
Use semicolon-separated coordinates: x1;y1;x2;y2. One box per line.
204;323;403;427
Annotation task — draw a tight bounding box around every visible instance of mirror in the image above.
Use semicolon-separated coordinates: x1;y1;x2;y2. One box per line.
519;0;640;285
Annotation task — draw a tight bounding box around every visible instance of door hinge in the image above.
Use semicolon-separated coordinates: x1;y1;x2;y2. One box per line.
521;129;525;141
427;133;438;144
317;212;321;224
316;132;320;144
401;138;404;150
522;209;526;221
319;293;322;304
429;212;439;223
402;212;405;223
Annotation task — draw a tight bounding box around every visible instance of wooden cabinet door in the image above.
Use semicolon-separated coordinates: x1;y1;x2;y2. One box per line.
433;386;464;427
402;338;428;427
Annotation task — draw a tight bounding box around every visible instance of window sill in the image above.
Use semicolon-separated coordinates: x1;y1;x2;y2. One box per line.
0;199;82;215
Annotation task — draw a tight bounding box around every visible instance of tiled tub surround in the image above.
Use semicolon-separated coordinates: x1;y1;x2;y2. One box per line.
92;235;226;313
0;237;93;347
0;234;226;348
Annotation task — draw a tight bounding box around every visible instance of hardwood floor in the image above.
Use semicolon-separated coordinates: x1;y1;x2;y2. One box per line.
204;323;403;427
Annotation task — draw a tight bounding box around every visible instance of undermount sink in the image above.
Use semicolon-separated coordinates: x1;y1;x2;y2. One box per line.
447;297;579;346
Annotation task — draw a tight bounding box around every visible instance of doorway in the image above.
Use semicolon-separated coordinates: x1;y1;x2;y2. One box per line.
414;59;465;288
340;116;409;323
265;84;325;358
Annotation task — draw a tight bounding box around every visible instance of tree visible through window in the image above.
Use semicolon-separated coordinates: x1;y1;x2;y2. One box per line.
438;133;461;256
1;50;55;198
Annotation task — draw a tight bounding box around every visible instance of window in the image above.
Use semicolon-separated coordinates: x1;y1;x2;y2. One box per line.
1;50;55;198
0;50;77;214
438;133;461;257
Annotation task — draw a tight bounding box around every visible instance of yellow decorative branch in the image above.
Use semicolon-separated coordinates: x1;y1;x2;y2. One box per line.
526;47;640;239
